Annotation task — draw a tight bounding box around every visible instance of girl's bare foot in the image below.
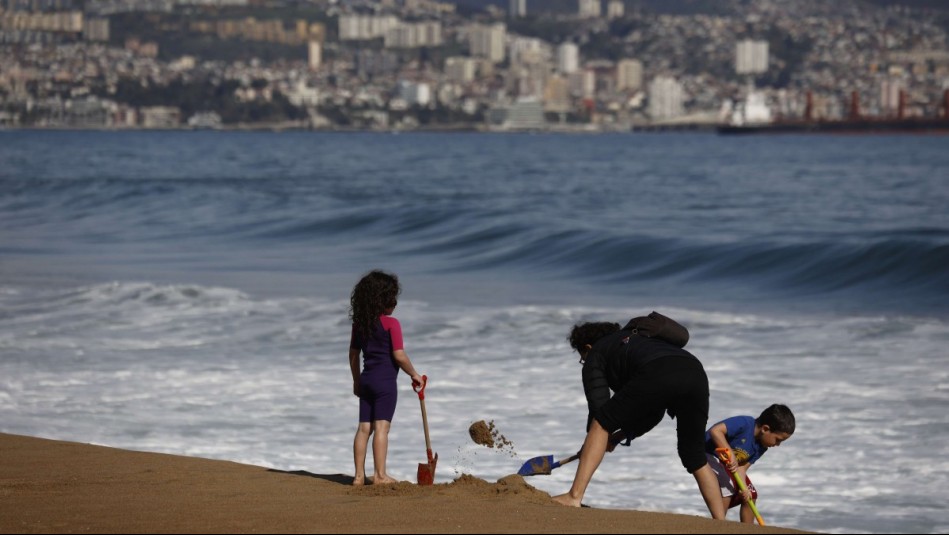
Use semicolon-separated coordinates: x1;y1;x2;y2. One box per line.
372;475;397;485
552;493;582;507
352;475;365;486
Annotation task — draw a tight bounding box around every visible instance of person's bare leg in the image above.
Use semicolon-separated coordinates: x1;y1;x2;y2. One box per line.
371;420;397;484
352;421;372;486
740;501;756;523
720;497;733;521
552;419;610;506
694;463;727;519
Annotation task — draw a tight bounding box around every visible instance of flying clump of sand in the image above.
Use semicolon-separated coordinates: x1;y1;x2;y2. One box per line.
468;419;516;457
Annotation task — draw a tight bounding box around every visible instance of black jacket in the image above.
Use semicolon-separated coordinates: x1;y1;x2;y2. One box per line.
582;329;698;429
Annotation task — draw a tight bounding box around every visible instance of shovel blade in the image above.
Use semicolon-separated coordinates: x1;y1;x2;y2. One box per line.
417;453;438;486
518;455;555;476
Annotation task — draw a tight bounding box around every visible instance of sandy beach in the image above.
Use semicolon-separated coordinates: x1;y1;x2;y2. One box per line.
0;433;810;534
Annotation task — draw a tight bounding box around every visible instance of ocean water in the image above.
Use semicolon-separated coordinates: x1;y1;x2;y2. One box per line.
1;130;947;533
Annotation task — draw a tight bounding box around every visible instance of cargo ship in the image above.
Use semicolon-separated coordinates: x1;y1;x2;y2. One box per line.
718;89;949;135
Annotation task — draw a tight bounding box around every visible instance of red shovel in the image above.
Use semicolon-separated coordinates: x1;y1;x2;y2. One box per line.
414;375;437;485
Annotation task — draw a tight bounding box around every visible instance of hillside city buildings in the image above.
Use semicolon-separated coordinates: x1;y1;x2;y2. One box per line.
1;0;948;130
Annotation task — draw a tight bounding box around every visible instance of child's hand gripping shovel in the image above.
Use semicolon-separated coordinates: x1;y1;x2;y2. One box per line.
414;375;437;486
715;447;765;526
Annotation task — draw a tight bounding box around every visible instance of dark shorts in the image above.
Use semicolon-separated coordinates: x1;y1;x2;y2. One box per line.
594;356;710;474
358;374;398;423
729;476;758;508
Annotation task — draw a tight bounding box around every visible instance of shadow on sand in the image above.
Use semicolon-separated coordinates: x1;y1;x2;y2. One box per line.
268;469;353;485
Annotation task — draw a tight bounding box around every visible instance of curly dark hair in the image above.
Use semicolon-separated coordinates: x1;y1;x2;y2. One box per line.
567;322;621;353
350;270;401;341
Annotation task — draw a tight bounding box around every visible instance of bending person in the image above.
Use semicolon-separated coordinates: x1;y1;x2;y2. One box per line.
551;319;725;519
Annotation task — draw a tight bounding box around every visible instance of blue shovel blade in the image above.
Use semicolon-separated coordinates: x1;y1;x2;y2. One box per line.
518;455;555;476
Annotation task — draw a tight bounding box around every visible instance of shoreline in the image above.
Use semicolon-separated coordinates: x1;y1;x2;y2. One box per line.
0;432;809;534
0;123;716;134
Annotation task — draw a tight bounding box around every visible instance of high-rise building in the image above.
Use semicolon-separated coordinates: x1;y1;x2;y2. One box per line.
648;76;684;119
445;56;476;83
616;59;643;91
543;73;570;113
308;40;322;70
735;39;768;75
339;14;398;41
469;23;506;63
557;42;579;74
569;69;595;99
399;81;431;106
384;21;442;48
578;0;600;18
83;17;109;41
509;0;526;18
509;36;547;66
607;0;624;19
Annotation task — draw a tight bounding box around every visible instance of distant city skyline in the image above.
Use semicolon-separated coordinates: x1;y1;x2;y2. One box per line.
443;0;949;15
2;0;948;130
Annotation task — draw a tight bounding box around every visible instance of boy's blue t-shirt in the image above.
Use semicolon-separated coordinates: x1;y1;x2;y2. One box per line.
705;415;766;466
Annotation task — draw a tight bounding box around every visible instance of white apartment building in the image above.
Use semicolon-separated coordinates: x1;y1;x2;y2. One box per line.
607;0;624;19
487;97;546;130
445;56;476;83
384;20;442;48
509;36;548;66
509;0;526;18
735;39;768;75
308;40;322;70
399;81;431;106
1;10;82;32
83;16;108;41
616;59;643;91
557;42;579;74
569;69;595;99
338;14;398;41
469;23;506;63
648;76;684;119
578;0;600;18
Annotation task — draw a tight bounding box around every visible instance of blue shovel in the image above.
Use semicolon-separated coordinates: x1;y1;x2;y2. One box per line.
517;452;579;476
517;431;627;476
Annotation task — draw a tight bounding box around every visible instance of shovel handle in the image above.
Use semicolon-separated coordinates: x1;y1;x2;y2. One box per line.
715;448;765;526
555;452;581;468
415;376;433;460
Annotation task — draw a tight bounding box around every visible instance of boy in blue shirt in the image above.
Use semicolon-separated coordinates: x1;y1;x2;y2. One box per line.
704;404;795;522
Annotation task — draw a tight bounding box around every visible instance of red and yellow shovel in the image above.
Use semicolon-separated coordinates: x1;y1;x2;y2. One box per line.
715;447;765;525
414;375;437;486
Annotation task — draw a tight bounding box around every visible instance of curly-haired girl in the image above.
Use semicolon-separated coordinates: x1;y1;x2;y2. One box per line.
348;270;423;485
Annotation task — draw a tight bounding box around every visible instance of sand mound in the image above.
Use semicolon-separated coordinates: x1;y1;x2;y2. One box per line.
350;473;552;505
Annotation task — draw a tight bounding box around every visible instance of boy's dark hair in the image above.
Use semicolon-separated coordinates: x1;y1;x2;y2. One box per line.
757;404;796;435
567;322;621;353
350;270;401;340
